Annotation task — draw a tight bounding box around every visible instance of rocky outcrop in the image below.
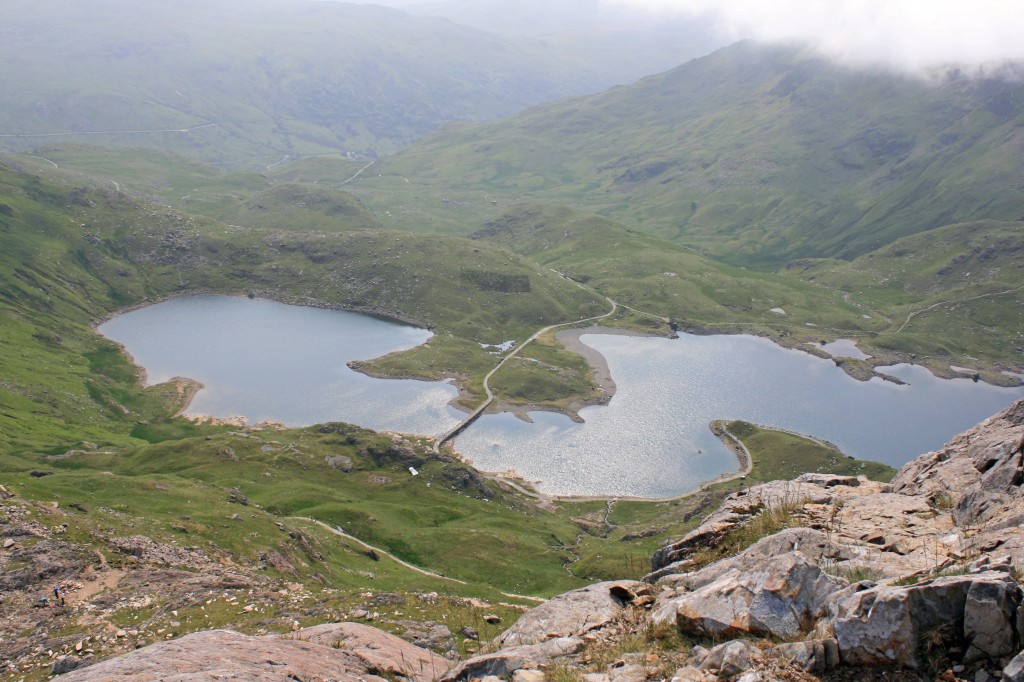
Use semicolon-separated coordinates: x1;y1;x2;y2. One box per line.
652;547;845;639
496;580;647;647
649;478;843;577
832;570;1022;669
640;400;1024;680
441;637;584;681
891;399;1024;567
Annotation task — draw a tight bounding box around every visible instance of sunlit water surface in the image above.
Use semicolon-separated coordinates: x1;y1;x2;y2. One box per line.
97;295;462;435
453;333;1024;498
100;298;1024;498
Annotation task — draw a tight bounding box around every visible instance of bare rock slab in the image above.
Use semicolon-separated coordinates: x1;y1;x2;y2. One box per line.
496;580;647;647
57;628;391;681
276;621;451;682
441;637;584;681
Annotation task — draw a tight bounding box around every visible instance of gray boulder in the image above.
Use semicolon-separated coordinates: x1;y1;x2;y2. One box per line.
441;638;583;681
496;581;646;647
1004;650;1024;682
772;639;840;673
653;550;844;640
832;571;1022;669
696;640;762;677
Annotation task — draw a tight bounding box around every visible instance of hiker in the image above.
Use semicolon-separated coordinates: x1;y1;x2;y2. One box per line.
58;587;66;607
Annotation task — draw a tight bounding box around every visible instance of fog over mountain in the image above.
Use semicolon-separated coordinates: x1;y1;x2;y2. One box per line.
602;0;1024;74
348;0;727;83
0;0;723;165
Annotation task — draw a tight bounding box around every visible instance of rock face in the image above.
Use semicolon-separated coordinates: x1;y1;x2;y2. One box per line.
890;399;1024;567
652;548;844;639
832;571;1023;669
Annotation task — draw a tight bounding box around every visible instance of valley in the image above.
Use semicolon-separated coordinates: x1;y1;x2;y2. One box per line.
3;5;1024;679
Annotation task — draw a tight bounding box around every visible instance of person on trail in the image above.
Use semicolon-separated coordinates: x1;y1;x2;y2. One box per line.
58;587;66;607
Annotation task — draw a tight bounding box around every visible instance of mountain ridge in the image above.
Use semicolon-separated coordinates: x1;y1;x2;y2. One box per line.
362;41;1024;267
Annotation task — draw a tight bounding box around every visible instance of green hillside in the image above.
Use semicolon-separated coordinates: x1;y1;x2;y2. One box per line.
0;161;611;453
794;220;1024;380
355;42;1024;267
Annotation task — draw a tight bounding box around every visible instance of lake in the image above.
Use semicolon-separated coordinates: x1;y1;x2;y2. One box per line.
452;332;1024;498
99;297;1024;499
97;295;462;435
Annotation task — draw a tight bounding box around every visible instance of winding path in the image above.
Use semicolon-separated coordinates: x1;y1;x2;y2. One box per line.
289;516;545;602
339;160;376;185
892;284;1024;334
288;516;467;584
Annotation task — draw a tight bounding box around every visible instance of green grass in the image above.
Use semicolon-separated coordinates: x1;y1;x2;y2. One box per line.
722;420;897;484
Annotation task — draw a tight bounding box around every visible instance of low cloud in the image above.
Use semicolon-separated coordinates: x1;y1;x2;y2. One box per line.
601;0;1024;74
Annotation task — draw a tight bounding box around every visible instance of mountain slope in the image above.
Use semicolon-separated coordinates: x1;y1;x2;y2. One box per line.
362;42;1024;267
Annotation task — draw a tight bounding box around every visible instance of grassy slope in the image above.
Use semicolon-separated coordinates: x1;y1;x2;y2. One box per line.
18;144;1022;381
354;42;1024;267
467;203;872;336
792;220;1024;379
0;162;710;604
723;420;896;484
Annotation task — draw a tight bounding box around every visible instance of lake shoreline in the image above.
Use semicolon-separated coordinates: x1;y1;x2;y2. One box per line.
485;324;669;423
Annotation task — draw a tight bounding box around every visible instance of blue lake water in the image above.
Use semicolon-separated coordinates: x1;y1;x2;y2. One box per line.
99;297;1024;499
97;295;462;435
453;333;1024;498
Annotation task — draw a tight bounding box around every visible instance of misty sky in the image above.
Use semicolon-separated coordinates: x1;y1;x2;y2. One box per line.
354;0;1023;75
601;0;1024;73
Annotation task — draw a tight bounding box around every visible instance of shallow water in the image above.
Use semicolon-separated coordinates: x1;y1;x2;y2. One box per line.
97;295;462;435
453;333;1024;498
819;338;871;360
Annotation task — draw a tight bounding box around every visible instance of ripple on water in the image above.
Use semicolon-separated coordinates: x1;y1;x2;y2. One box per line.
454;333;1024;498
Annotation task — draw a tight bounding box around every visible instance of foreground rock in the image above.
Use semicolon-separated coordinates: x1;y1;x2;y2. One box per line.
496;580;647;647
58;625;442;681
651;548;844;639
832;570;1022;669
441;637;584;681
276;622;451;681
57;629;383;681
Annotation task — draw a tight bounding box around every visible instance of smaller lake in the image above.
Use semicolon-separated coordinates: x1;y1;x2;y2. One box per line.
454;332;1024;498
97;295;463;435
